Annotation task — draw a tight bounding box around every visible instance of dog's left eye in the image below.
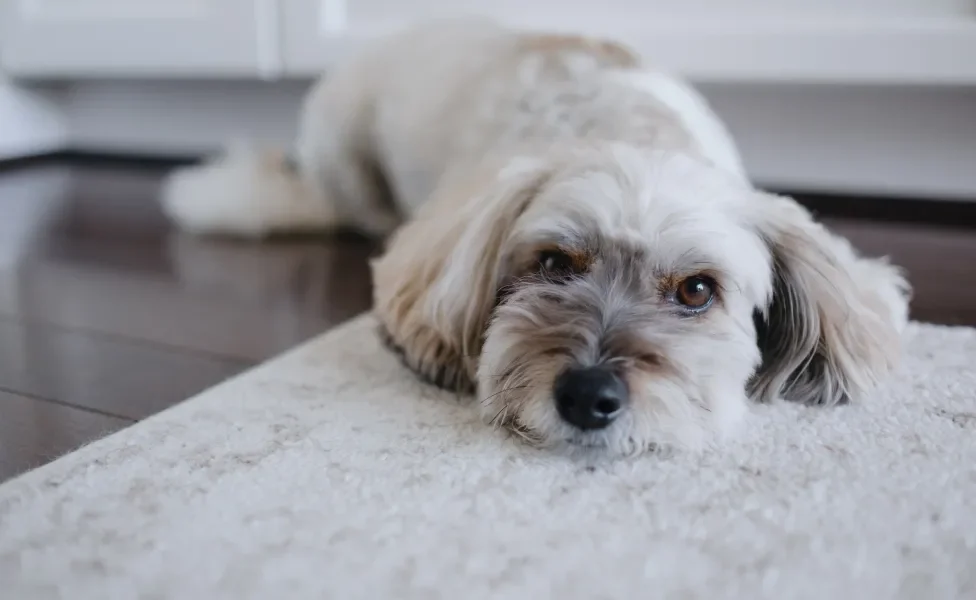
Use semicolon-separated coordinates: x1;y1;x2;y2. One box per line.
676;276;715;310
538;250;577;278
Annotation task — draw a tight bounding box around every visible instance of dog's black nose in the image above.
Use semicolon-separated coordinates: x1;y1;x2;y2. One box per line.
553;366;628;430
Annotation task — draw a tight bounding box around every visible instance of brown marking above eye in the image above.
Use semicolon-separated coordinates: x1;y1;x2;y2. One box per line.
675;275;715;309
635;352;662;368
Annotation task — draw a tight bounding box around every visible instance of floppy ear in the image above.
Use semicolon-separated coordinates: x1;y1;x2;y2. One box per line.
372;160;550;392
748;193;911;406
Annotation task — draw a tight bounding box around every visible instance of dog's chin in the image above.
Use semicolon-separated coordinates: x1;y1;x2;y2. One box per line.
559;429;662;457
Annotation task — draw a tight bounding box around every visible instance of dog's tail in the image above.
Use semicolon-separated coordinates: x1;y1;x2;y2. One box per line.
161;142;337;238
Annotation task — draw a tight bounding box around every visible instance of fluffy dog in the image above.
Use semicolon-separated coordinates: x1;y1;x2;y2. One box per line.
163;20;910;455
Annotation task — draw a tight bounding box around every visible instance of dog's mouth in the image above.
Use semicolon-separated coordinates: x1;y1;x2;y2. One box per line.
493;413;623;451
485;396;671;457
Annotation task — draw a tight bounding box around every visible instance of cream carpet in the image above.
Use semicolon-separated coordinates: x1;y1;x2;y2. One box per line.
1;315;974;599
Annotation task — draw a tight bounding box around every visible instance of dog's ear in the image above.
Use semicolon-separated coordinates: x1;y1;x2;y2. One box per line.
748;193;910;405
372;159;550;392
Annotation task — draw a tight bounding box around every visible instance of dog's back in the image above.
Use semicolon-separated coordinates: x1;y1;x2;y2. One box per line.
338;20;742;214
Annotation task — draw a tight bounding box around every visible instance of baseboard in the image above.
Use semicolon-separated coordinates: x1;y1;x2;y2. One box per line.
0;151;64;172
59;149;201;168
0;149;200;171
780;190;976;228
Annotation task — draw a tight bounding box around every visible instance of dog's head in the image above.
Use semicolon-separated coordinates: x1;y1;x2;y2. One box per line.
373;144;909;454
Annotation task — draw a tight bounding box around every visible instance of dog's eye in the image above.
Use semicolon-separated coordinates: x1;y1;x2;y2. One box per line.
538;250;577;278
676;276;715;310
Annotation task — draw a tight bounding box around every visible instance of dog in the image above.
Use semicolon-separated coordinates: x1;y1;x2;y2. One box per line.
163;19;910;455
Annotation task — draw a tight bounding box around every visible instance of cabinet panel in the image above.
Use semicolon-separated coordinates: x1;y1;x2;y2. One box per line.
346;0;974;32
279;0;351;75
280;0;976;85
5;0;974;83
1;0;270;77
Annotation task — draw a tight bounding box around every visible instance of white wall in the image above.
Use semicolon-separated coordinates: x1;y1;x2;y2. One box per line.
0;74;973;200
701;83;976;199
0;79;68;159
1;14;68;158
0;14;69;162
65;80;306;154
61;80;976;200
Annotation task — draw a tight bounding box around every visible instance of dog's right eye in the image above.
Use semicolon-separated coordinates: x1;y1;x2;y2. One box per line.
538;250;577;279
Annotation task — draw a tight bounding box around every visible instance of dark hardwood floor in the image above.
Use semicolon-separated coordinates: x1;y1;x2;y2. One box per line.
0;158;974;482
0;160;377;481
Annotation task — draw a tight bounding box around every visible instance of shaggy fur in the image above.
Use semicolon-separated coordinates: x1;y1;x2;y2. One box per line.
162;19;910;455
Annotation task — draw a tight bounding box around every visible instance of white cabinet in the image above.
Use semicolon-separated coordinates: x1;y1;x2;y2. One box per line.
3;0;976;83
278;0;351;75
277;0;976;83
1;0;272;77
340;0;974;31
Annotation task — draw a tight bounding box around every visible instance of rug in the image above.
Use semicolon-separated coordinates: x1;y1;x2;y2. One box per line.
1;315;974;599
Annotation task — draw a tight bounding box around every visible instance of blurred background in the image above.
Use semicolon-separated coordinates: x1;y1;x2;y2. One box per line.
0;1;975;480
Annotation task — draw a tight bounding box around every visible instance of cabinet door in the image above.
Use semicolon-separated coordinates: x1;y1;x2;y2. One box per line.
1;0;272;78
278;0;352;75
280;0;976;84
342;0;973;29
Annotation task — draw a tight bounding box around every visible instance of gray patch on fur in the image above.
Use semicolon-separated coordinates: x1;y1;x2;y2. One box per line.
748;256;848;406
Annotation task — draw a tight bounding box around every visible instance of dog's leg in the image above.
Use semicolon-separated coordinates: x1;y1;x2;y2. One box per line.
161;72;400;239
291;74;402;238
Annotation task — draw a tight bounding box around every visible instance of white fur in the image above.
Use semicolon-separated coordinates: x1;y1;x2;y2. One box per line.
609;69;748;181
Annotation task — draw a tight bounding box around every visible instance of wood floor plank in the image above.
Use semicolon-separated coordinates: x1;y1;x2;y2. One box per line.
0;257;368;361
0;164;376;361
0;318;250;420
823;218;976;326
0;390;132;483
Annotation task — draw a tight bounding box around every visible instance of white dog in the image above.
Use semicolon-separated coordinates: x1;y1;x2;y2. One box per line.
163;20;910;455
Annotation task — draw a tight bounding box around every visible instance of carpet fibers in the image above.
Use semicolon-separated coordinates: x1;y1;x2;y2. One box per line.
1;316;974;599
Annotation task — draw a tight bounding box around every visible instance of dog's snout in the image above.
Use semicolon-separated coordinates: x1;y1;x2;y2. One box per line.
554;366;628;430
